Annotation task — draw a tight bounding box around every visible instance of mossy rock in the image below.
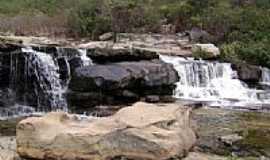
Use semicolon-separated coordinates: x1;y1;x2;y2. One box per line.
193;108;270;158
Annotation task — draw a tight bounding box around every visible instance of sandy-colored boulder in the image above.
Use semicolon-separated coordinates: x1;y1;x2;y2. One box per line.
16;102;196;160
192;44;220;59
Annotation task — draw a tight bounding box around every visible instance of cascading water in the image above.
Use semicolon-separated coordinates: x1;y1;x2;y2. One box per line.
78;49;93;66
160;55;270;107
261;67;270;86
22;47;68;111
0;47;93;119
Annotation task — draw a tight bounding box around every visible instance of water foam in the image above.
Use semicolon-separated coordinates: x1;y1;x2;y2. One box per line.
160;55;270;107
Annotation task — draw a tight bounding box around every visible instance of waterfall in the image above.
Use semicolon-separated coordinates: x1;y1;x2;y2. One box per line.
22;47;68;112
160;55;268;107
261;67;270;86
0;46;94;119
78;49;93;66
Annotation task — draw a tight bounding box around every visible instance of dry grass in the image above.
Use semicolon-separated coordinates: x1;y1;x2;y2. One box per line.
0;14;71;38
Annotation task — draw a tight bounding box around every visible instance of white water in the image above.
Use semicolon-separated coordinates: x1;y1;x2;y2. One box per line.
0;47;95;119
160;55;270;107
78;49;93;66
22;47;68;111
261;67;270;86
0;104;36;120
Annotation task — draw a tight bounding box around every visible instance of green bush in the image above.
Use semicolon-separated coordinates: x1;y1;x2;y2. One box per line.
1;0;270;70
68;0;111;38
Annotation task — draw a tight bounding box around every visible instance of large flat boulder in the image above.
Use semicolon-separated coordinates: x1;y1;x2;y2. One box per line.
17;102;196;160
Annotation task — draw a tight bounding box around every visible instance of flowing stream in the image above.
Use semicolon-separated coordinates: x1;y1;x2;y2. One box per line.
0;47;92;119
261;67;270;86
160;55;270;108
1;51;270;119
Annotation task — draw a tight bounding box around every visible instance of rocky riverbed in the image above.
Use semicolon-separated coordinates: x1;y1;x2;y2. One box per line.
1;105;270;160
192;108;270;159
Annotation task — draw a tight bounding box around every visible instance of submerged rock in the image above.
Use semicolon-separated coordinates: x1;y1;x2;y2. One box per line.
16;102;196;160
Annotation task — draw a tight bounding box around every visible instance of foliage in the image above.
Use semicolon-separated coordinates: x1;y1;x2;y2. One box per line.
0;0;270;67
68;0;111;38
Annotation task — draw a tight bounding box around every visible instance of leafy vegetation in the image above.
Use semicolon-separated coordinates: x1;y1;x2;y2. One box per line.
0;0;270;67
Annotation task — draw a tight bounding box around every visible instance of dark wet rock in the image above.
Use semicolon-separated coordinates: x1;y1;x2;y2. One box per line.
0;89;16;107
70;61;178;91
0;53;12;89
232;63;262;83
32;46;82;57
57;57;70;83
145;95;160;103
68;60;178;107
87;46;159;63
31;45;57;54
67;91;138;109
68;57;84;73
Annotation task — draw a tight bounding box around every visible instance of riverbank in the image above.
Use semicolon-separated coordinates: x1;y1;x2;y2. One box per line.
1;105;269;160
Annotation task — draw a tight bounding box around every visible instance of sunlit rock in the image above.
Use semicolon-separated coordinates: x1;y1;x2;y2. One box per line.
17;102;196;160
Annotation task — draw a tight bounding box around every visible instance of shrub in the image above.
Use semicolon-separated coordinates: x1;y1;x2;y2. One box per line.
67;0;111;39
0;0;270;72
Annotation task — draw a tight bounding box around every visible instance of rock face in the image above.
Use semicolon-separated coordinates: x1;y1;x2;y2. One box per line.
79;33;194;61
68;60;179;107
88;46;159;63
232;63;262;83
0;37;22;52
17;102;196;160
